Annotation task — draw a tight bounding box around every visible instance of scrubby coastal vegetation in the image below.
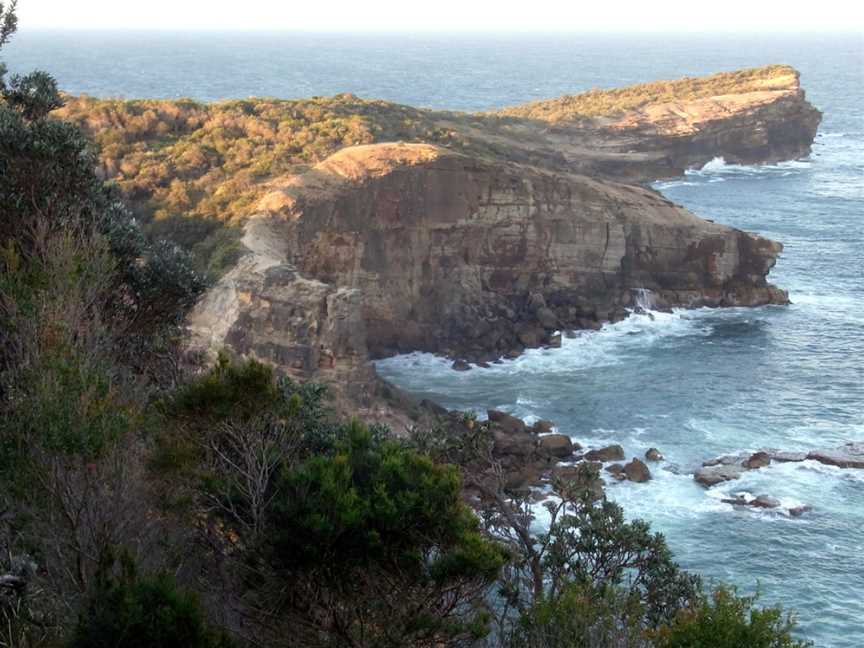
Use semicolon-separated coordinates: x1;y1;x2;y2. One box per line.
0;3;812;646
496;64;798;121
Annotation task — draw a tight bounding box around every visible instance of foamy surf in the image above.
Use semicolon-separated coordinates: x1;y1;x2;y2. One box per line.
375;306;712;387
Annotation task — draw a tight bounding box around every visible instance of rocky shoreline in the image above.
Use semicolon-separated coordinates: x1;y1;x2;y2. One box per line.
436;403;863;520
181;65;821;426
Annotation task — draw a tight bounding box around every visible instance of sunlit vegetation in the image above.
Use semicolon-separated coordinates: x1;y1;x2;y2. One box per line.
495;64;797;121
53;64;797;276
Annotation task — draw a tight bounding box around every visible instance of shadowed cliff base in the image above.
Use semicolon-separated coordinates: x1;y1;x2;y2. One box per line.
114;64;820;425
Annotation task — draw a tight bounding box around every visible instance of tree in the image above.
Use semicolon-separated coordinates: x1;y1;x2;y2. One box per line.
0;6;207;644
407;416;699;642
256;423;509;647
0;2;16;50
651;585;812;648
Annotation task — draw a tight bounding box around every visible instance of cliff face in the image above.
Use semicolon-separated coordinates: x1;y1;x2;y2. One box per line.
182;66;820;420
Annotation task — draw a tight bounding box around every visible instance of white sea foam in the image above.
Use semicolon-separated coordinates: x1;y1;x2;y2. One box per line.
376;307;711;386
682;156;812;179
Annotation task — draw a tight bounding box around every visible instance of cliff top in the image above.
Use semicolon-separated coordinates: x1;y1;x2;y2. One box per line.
494;64;800;122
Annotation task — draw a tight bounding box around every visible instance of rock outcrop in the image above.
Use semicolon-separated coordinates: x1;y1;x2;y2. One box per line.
185;66;820;419
694;443;864;488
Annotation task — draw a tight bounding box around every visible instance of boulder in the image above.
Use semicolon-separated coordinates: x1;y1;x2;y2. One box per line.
517;327;542;348
532;419;555;434
789;505;812;517
743;451;771;469
751;495;781;509
694;464;746;487
487;410;527;435
553;465;605;500
503;465;542;491
492;430;536;457
722;494;782;510
451;359;471;371
584;445;625;462
624;458;651;483
645;448;664;462
702;454;744;467
538;434;574;458
604;463;627;481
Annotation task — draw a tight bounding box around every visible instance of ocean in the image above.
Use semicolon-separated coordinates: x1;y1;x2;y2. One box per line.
5;30;863;646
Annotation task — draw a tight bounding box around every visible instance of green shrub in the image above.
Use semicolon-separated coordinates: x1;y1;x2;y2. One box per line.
70;559;232;648
653;585;811;648
261;422;508;646
510;582;648;648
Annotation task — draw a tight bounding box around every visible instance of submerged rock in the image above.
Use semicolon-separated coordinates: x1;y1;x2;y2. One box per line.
451;359;471;371
695;464;747;487
807;442;864;469
752;495;781;509
645;448;664;462
721;494;781;509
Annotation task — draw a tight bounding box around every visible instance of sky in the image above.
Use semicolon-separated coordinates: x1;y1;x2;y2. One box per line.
15;0;864;32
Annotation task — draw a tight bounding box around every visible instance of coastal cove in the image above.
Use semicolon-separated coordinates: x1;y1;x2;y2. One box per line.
379;59;863;648
6;30;862;647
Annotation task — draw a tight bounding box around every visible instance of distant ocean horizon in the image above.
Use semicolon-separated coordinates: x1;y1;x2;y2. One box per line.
3;30;861;108
4;30;863;647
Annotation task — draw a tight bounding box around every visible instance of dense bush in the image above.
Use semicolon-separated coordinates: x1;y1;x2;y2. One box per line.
652;585;811;648
70;557;233;648
509;582;648;648
259;422;509;647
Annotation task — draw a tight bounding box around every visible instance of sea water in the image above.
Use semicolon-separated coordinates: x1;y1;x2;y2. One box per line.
4;30;862;646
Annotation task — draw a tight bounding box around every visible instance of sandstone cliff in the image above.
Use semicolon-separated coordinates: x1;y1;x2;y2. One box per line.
176;66;820;421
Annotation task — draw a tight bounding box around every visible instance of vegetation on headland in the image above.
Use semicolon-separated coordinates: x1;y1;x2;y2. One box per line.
55;93;460;276
496;64;798;121
0;4;810;645
52;62;798;277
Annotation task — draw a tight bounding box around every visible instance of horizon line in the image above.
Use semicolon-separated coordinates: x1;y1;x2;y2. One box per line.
12;26;864;35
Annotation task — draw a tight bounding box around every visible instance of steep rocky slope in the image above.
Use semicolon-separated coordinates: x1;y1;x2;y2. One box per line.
73;65;819;422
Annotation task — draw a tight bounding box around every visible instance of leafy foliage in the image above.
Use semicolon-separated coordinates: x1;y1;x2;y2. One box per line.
652;585;812;648
509;582;649;648
258;422;508;647
269;422;505;579
70;556;233;648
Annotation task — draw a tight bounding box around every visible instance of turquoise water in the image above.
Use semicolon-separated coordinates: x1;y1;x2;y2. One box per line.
5;31;863;646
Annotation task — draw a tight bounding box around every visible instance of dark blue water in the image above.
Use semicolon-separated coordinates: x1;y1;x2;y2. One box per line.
5;31;863;646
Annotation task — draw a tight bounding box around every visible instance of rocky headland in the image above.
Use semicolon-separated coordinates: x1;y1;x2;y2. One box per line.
60;65;821;423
